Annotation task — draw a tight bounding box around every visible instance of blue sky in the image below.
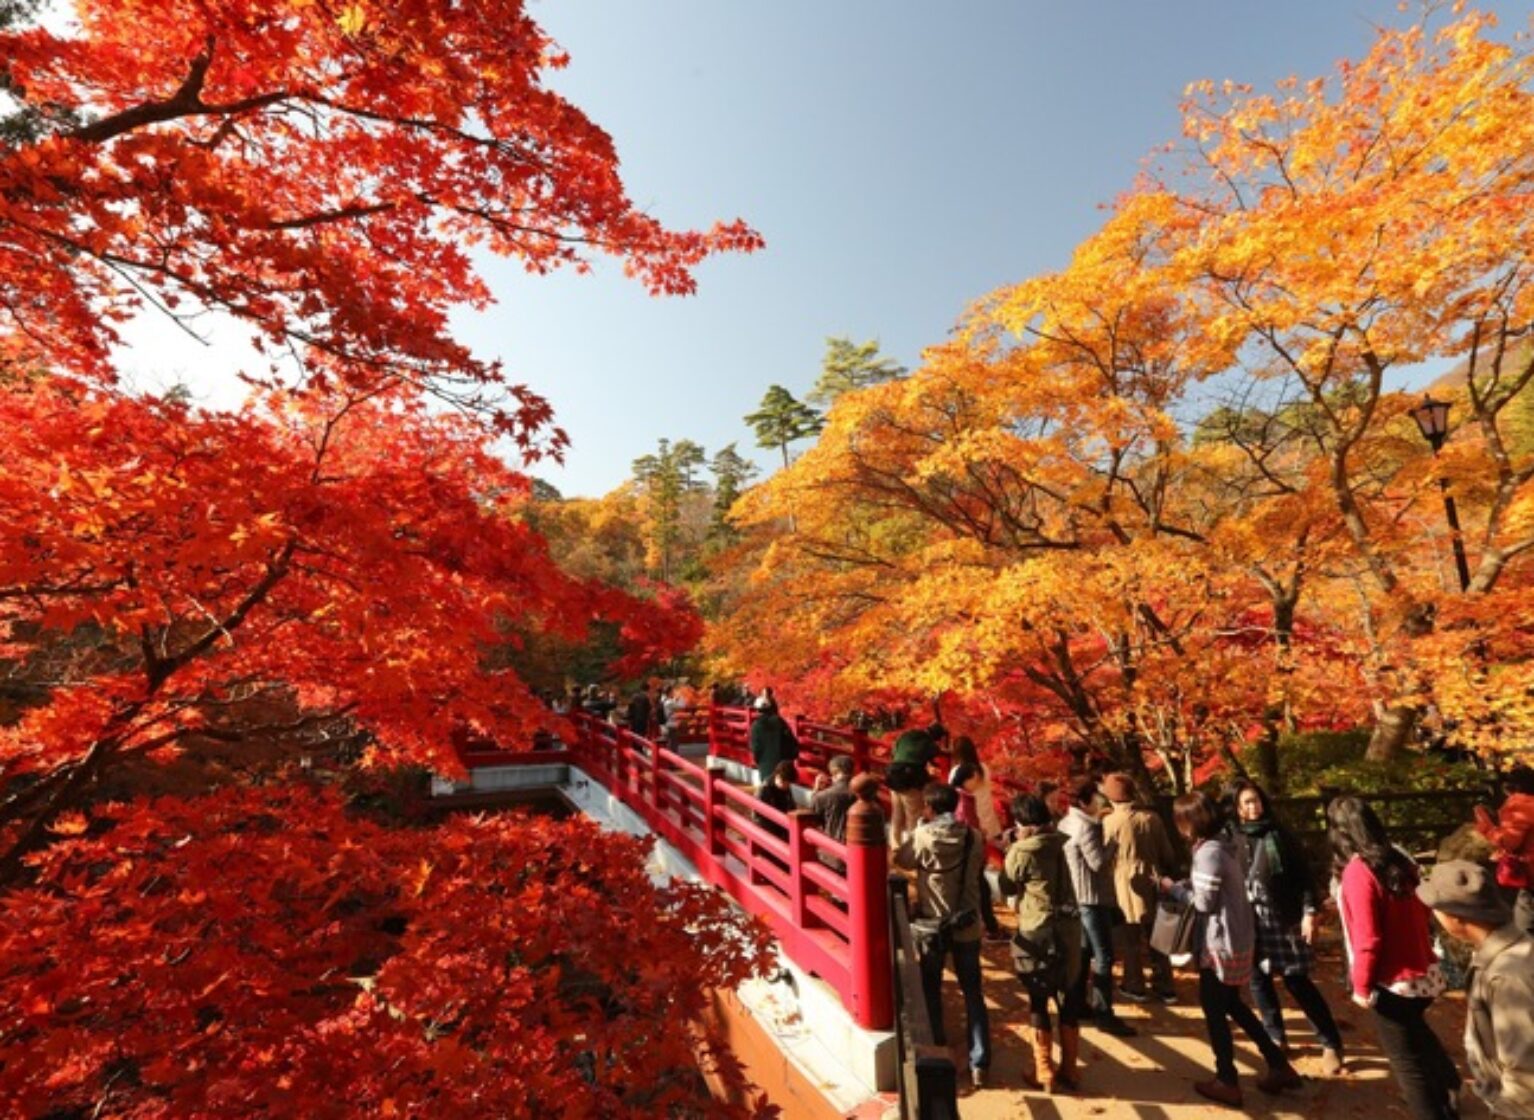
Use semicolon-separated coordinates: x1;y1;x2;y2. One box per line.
119;2;1527;496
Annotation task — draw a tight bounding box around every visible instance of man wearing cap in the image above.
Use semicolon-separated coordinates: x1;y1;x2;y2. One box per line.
1419;860;1534;1117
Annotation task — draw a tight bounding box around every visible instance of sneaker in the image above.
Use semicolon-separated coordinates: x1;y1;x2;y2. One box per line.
1118;986;1151;1004
1255;1065;1304;1095
1154;987;1178;1004
1194;1079;1244;1108
1320;1047;1345;1076
1095;1014;1138;1038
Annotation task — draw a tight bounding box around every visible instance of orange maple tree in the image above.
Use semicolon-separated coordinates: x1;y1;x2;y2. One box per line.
709;8;1534;781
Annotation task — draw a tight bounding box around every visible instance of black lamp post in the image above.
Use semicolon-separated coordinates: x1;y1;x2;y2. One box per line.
1409;395;1471;592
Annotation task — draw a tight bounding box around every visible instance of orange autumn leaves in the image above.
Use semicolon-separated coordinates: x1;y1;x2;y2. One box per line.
709;9;1534;778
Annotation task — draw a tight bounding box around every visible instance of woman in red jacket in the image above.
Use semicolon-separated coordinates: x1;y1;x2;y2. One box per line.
1329;797;1460;1120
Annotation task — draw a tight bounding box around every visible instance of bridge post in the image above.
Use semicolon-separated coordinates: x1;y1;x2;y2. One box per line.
851;728;871;775
788;810;811;928
845;797;893;1030
703;763;725;858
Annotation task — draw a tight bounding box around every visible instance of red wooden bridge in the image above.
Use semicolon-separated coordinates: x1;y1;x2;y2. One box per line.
456;705;933;1032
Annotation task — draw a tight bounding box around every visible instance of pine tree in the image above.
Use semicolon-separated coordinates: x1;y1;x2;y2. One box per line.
807;337;906;407
707;443;758;545
744;385;823;469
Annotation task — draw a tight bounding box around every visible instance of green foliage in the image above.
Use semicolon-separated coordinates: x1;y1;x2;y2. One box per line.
744;384;823;468
1246;729;1487;797
807;336;906;407
632;438;707;581
707;442;757;547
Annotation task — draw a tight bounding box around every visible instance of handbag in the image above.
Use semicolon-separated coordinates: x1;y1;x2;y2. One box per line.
1150;898;1196;965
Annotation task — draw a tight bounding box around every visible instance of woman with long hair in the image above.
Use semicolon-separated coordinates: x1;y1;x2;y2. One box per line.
1230;780;1345;1074
1001;794;1089;1094
948;736;1003;841
1329;796;1461;1119
1163;791;1302;1107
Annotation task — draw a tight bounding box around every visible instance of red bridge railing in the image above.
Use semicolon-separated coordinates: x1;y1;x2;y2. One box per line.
563;712;893;1031
454;703;1019;1033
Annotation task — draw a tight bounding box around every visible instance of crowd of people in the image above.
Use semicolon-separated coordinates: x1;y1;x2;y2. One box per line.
544;685;1534;1116
891;748;1534;1117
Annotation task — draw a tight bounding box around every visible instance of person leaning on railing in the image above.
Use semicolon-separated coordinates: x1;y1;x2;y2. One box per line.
810;755;857;844
885;722;948;850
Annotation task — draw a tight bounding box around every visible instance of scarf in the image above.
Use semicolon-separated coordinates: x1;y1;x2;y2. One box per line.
1237;817;1285;883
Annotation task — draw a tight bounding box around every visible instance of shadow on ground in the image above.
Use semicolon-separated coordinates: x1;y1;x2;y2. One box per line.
927;927;1487;1119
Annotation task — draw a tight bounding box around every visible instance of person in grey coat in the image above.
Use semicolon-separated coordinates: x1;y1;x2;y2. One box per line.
1058;778;1135;1037
1419;860;1534;1118
896;782;992;1089
1164;791;1302;1108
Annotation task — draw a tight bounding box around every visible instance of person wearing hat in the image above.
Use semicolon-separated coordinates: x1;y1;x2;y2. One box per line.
1101;772;1178;1004
886;723;947;849
748;695;799;789
1419;860;1534;1118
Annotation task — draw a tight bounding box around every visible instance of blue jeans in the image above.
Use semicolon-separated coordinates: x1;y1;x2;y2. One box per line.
919;937;991;1071
1080;903;1118;1017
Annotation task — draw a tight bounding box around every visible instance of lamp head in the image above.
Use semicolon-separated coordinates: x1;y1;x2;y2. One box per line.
1410;395;1452;450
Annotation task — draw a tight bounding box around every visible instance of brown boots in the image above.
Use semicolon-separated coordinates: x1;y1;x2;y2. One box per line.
1055;1025;1082;1093
1026;1026;1082;1093
1029;1028;1054;1090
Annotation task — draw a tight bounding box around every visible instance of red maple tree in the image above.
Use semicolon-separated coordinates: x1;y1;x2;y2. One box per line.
1;0;761;449
1;2;772;1114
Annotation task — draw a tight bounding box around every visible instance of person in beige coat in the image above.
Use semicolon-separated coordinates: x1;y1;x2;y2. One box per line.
1101;772;1178;1002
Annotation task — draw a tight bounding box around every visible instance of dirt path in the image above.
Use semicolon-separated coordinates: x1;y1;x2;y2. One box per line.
928;937;1486;1119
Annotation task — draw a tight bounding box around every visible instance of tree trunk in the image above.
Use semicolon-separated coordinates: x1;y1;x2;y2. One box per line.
1252;725;1281;793
1365;703;1417;763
